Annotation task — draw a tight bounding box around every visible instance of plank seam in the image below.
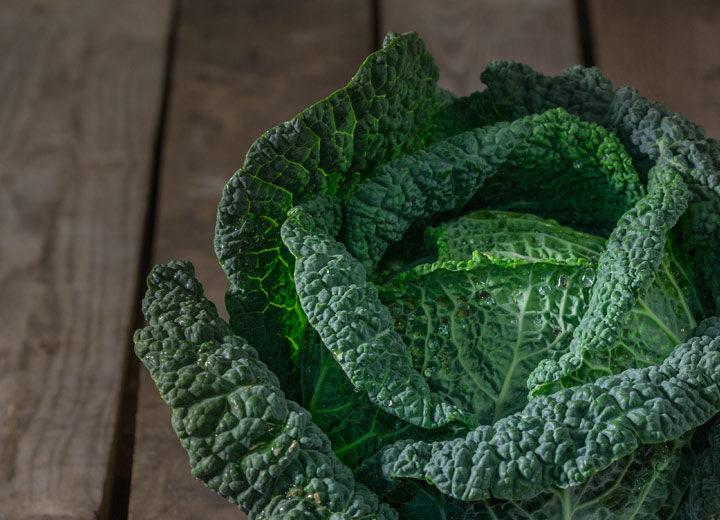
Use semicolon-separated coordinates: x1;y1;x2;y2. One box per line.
104;1;182;518
371;0;382;52
575;0;597;67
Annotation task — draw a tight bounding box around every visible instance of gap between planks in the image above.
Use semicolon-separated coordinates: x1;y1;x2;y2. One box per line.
105;2;182;519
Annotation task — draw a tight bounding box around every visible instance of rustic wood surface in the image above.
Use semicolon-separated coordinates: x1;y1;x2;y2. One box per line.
0;1;172;518
2;0;720;518
380;0;580;95
128;1;372;518
590;0;720;137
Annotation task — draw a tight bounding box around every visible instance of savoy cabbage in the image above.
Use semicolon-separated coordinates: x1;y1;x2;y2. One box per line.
134;32;720;519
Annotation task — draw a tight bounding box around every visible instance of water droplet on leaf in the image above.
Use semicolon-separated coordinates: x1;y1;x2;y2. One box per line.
580;268;596;287
478;290;494;305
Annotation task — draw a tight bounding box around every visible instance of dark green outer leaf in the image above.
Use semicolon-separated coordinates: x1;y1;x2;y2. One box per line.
134;261;396;520
281;195;470;429
341;107;643;272
606;91;720;317
471;437;690;520
480;61;720;317
527;152;691;395
604;87;706;178
214;32;445;383
380;318;720;503
675;422;720;519
480;62;615;125
363;431;697;519
297;326;430;470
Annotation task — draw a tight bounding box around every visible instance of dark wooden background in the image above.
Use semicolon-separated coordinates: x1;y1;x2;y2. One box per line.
1;0;719;518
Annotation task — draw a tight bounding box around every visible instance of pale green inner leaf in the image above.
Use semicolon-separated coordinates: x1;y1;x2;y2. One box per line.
378;210;699;424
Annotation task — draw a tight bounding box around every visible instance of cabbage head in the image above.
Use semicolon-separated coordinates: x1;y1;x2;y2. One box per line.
135;32;720;520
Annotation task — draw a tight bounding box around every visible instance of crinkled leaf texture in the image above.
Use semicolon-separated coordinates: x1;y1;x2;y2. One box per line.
378;210;700;425
135;31;720;520
373;321;720;500
676;418;720;520
135;261;396;520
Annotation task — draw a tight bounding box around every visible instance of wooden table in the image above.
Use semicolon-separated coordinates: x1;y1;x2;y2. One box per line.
1;1;718;518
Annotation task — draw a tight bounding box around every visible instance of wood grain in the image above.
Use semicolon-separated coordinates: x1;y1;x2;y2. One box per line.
380;0;582;96
590;0;720;138
128;0;372;517
0;1;172;518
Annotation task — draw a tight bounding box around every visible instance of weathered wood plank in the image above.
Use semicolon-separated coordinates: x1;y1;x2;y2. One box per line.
129;0;372;517
380;0;581;96
0;1;173;519
589;0;720;138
